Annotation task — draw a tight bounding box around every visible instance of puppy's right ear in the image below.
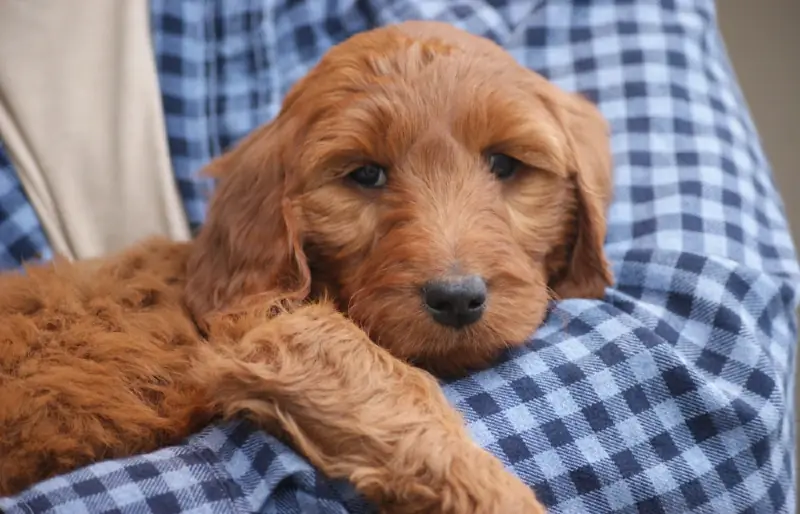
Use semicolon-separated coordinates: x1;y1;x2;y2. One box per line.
184;122;310;326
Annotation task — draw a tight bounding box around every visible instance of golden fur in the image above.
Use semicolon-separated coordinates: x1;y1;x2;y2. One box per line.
0;21;613;513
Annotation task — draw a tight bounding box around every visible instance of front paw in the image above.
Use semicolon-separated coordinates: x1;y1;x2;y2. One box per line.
405;441;547;514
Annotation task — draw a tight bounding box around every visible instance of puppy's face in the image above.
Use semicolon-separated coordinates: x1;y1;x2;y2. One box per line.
186;23;613;376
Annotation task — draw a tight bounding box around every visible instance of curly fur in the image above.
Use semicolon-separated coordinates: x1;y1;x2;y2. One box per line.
0;21;613;513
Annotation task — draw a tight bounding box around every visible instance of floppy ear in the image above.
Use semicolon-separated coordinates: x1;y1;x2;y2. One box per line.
184;121;311;325
548;91;614;299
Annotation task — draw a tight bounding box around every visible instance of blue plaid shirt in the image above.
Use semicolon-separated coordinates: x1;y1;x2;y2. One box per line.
1;1;798;513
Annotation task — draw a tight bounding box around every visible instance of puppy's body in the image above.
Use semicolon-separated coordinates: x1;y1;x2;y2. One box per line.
0;239;542;513
0;21;613;513
0;241;205;493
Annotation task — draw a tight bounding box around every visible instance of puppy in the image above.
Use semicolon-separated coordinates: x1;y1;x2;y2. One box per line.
0;21;613;513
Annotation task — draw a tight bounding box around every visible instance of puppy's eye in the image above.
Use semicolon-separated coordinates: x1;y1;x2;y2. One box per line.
348;164;387;188
487;153;521;180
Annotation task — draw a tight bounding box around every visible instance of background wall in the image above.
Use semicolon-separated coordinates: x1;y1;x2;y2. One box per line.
717;3;800;240
716;1;800;507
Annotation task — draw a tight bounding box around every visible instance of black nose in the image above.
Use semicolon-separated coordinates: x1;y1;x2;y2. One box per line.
422;275;488;328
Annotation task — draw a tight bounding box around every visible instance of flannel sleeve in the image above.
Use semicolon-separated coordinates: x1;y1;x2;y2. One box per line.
1;1;797;513
0;140;53;270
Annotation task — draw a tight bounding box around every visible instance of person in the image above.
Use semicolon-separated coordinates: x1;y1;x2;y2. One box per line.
0;1;797;513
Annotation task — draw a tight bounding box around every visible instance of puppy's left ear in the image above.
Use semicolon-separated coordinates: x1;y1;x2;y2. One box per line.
548;90;614;299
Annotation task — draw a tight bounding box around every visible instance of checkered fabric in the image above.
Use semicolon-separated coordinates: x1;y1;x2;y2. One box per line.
0;139;52;270
0;0;798;513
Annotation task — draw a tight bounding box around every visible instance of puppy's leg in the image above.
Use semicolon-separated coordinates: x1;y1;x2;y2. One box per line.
197;302;546;514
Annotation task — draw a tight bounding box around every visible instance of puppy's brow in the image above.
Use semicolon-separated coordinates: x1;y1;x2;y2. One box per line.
304;92;417;175
488;138;569;177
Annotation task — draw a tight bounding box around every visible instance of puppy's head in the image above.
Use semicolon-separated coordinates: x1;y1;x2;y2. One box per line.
185;22;613;375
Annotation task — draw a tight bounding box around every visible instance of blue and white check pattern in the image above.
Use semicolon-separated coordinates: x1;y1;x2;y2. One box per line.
0;139;53;269
0;1;797;513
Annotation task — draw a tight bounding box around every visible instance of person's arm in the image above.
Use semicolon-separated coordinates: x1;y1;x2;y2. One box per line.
0;141;52;270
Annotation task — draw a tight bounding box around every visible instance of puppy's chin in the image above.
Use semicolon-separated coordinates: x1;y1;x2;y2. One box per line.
348;286;550;378
410;336;510;379
413;314;547;378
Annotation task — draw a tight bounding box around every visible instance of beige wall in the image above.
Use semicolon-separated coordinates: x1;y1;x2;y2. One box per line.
718;3;800;241
716;1;800;507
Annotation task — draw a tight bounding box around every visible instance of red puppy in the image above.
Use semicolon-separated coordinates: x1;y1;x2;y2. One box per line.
0;21;613;513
